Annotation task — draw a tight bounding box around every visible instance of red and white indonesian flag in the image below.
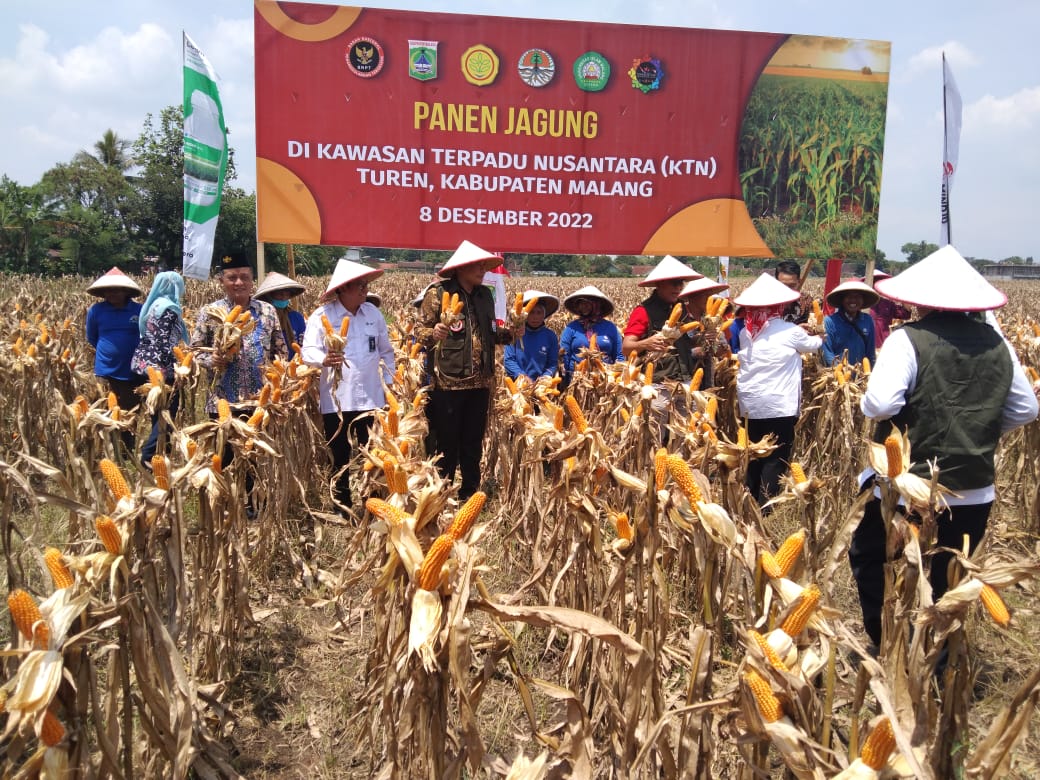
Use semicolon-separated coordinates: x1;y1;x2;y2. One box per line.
484;263;509;325
940;53;962;247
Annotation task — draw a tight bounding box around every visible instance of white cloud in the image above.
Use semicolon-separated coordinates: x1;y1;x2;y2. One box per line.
965;86;1040;131
902;40;979;81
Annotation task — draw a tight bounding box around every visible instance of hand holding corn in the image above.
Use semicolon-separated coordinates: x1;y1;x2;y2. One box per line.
207;304;257;374
509;293;539;330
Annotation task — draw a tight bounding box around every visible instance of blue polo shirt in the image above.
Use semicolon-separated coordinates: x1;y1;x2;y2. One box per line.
86;300;143;380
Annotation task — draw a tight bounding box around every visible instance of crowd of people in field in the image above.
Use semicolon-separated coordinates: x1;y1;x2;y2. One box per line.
85;240;1038;656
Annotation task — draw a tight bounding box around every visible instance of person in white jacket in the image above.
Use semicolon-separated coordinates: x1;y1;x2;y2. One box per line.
302;258;395;514
735;272;822;504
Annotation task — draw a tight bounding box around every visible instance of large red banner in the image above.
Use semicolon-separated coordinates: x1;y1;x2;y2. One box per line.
254;1;890;258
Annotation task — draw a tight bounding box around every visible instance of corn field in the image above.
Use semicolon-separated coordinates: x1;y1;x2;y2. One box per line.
1;272;1038;778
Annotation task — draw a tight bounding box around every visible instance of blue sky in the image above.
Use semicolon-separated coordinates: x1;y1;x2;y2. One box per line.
2;0;1038;263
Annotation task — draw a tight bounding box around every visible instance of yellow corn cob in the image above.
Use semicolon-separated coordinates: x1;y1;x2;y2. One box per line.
643;362;654;385
512;292;523;318
173;344;187;363
737;427;748;448
8;589;48;649
523;295;539;315
781;584;821;637
719;317;735;335
147;366;164;386
217;398;232;422
860;716;895;770
40;708;65;747
654;447;669;491
589;334;598;352
409;341;422;359
339;316;350;337
705;396;718;424
744;668;782;723
258;384;272;406
107;392;118;411
680;320;702;334
95;515;123;555
575;358;588;373
700;421;718;443
225;304;242;323
272;387;283;403
186;440;198;460
705;296;719;316
365;497;411;525
862;357;872;375
666;302;683;327
151;456;170;490
386;408;399;438
759;550;783;579
441;290;451;314
386;389;400;414
980;583;1010;627
789;463;808;485
99;458;130;501
748;629;788;671
812;299;823;322
884;434;903;478
1031;321;1040;338
74;396;89;417
633;402;643;417
26;343;38;358
447;491;486;540
504;375;519;394
320;314;334;336
400;440;410;457
211;454;223;474
1026;366;1039;383
247;407;266;428
61;347;71;361
565;396;587;434
614;512;634;542
179;350;193;368
417;534;453;590
833;365;847;386
619;408;630;423
667;454;703;503
690;368;704;392
449;292;460;313
44;548;74;590
774;529;806;576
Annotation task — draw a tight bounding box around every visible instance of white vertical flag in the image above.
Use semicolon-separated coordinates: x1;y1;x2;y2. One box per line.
182;33;228;280
717;256;730;297
940;53;962;247
483;261;509;325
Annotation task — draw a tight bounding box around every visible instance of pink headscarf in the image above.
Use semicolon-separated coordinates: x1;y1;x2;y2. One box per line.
743;305;786;339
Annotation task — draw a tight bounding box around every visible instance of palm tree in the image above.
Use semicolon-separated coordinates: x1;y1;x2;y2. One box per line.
74;129;132;172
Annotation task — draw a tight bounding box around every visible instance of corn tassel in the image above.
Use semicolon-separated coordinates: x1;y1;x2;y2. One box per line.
8;589;48;649
95;515;123;555
667;454;703;503
980;583;1010;627
774;529;806;576
417;535;453;590
448;491;486;540
40;708;66;747
860;716;895;770
565;396;588;434
744;668;782;723
99;458;130;501
44;548;74;590
781;584;821;637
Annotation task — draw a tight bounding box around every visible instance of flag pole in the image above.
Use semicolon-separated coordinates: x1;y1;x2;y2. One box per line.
942;52;952;245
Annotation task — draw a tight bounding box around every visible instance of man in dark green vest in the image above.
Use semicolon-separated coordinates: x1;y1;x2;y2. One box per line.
849;246;1038;651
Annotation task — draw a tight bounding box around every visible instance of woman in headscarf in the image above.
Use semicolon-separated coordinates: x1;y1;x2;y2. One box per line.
131;271;189;466
559;285;624;388
734;273;822;505
255;271;307;349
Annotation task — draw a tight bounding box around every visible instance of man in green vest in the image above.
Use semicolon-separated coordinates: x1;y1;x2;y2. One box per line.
849;245;1038;651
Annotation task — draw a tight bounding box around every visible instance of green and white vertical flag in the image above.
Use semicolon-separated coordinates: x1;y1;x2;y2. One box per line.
182;33;228;281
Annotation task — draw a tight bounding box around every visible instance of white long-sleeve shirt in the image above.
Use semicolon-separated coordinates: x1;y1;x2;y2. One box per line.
860;325;1038;504
301;299;395;414
736;318;822;419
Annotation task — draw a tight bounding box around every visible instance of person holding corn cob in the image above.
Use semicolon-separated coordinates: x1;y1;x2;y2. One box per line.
678;276;732;388
821;279;877;367
734;272;823;505
254;271;307;349
850;246;1038;652
559;285;624;389
418;240;517;501
191;252;288;414
503;290;559;381
302;258;394;513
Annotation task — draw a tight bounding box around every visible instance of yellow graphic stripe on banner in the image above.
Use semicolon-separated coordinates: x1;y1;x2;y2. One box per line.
643;198;773;258
255;0;361;42
256;158;323;244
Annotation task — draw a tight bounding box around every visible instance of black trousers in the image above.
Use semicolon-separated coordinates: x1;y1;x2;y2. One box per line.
323;411;373;509
426;387;490;501
746;415;797;504
105;376;144;454
848;493;992;645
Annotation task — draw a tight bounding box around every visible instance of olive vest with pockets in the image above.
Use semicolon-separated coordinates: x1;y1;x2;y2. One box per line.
429;277;497;382
640;293;695;382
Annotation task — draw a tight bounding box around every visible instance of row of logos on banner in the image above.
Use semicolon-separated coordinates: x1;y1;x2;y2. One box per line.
345;37;665;94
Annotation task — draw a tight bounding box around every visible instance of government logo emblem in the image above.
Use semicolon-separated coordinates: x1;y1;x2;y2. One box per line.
629;56;663;93
346;36;385;78
461;44;500;86
518;48;555;88
408;40;438;81
573;51;610;92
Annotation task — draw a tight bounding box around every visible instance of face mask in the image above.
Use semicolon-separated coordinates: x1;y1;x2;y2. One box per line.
271;299;290;309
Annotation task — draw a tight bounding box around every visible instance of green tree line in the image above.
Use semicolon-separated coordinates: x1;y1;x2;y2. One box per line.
0;105;1030;278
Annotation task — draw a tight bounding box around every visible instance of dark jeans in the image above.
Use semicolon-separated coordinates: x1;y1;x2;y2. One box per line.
141;390;179;466
427;387;490;500
849;492;992;645
746;415;797;504
323;411;373;509
104;376;144;454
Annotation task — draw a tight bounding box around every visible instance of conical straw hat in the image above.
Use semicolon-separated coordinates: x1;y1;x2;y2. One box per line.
438;240;503;277
638;255;703;287
733;272;800;308
255;271;305;300
875;245;1007;311
322;258;384;300
679;276;729;298
563;285;615;317
87;267;142;297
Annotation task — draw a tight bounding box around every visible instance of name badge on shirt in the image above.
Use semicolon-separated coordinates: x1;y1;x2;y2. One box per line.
368;336;376;353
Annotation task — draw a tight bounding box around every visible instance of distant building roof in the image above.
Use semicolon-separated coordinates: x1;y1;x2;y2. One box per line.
981;264;1040;279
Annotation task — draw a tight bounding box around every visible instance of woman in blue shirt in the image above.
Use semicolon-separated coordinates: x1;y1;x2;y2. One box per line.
822;280;878;367
504;290;560;381
559;285;624;387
